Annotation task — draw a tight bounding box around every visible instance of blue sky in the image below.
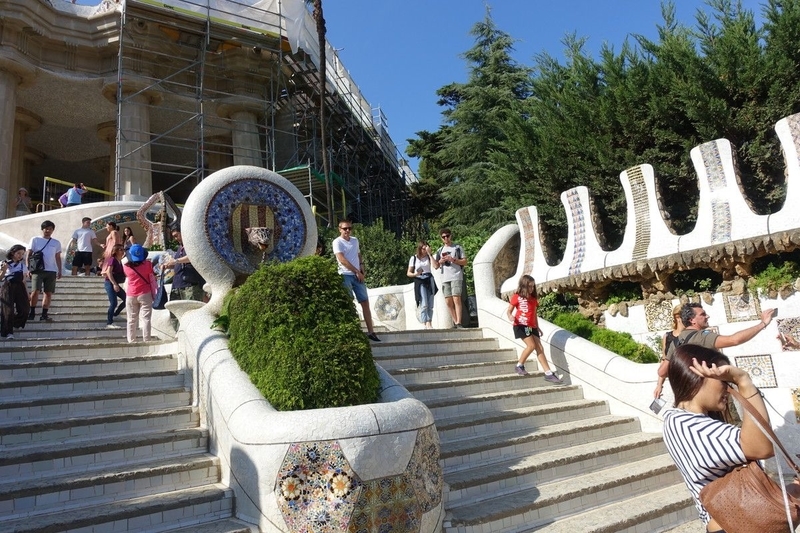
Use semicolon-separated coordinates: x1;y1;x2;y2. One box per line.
73;0;766;173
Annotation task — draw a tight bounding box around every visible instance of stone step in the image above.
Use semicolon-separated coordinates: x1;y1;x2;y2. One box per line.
0;406;199;446
376;328;486;344
440;415;641;469
377;348;515;371
444;432;667;504
0;454;220;519
0;369;184;399
22;318;133;331
0;353;178;380
435;398;610;444
404;372;560;402
168;518;257;533
445;455;687;533
426;385;584;420
0;427;208;481
0;340;176;362
0;483;234;532
0;386;191;421
0;333;163;349
520;485;697;533
371;338;503;358
390;359;522;385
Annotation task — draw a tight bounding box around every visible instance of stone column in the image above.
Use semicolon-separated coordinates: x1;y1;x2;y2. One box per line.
10;108;42;214
204;135;233;173
102;80;162;201
217;97;264;167
0;59;35;219
97;121;117;195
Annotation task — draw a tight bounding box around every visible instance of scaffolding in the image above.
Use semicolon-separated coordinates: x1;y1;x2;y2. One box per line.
115;0;409;233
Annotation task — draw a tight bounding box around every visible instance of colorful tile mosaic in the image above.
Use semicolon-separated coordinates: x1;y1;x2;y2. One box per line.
710;199;731;244
644;301;673;332
375;294;402;322
722;293;762;323
406;426;442;514
792;388;800;423
699;141;726;192
206;178;307;275
348;474;421;533
567;190;585;277
627;166;651;261
733;355;777;388
276;441;362;533
516;207;536;275
776;318;800;351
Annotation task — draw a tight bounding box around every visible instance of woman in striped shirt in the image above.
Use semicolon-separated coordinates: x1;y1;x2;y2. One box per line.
662;344;773;532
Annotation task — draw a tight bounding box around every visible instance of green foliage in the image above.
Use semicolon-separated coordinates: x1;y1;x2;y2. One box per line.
351;219;415;288
604;281;642;305
537;292;579;323
408;1;800;251
227;256;380;411
553;311;658;363
672;269;722;295
210;289;237;334
748;261;800;293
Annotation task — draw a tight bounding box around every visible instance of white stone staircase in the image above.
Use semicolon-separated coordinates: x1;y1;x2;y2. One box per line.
0;276;254;532
373;328;704;533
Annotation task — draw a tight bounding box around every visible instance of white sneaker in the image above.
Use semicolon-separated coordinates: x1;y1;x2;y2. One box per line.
2;334;14;340
106;324;122;329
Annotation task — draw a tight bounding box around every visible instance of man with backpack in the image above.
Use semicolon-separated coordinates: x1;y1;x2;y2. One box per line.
659;302;775;381
26;220;62;321
432;228;468;328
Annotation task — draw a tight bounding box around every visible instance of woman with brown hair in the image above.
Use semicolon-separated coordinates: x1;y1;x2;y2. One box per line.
406;241;435;329
654;304;685;398
662;344;774;532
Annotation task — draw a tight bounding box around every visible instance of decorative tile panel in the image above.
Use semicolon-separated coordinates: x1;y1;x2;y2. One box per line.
405;425;442;513
792;388;800;423
375;294;402;322
348;474;421;533
645;301;673;332
733;355;777;388
627;166;651;261
699;142;726;192
722;293;761;322
710;199;731;244
517;207;536;276
567;190;586;277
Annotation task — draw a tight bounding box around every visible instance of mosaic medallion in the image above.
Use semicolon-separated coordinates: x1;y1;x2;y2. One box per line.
375;294;402;322
722;293;761;322
405;426;443;513
644;301;673;332
276;441;362;533
733;355;777;388
206;178;307;275
776;318;800;351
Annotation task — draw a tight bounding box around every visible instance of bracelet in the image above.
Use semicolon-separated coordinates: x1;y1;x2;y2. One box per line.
761;321;767;329
745;389;761;399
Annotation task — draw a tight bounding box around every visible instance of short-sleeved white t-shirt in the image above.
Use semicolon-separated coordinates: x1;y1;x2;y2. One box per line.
28;237;62;273
72;228;97;252
332;236;361;276
408;255;432;276
435;244;464;282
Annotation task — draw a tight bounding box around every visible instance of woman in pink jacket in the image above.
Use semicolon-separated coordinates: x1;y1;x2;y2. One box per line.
122;245;158;343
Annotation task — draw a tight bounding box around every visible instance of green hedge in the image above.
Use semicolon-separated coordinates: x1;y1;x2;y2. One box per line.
227;256;381;410
553;312;658;364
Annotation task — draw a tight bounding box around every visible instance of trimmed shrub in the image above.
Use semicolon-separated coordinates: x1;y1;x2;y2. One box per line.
553;311;658;364
553;312;595;340
227;256;381;410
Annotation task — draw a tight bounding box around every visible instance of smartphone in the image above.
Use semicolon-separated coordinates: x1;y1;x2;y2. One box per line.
649;398;666;415
442;251;451;257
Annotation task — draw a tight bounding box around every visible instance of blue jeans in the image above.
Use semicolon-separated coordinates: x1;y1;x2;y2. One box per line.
419;282;433;323
104;279;126;325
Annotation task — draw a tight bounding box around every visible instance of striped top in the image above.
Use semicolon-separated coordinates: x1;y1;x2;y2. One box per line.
662;408;746;525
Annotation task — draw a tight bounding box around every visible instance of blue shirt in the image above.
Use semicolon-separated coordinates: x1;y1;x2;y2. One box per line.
66;187;86;205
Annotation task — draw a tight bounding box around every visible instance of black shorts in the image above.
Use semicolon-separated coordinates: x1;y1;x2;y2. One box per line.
72;251;93;268
513;325;540;339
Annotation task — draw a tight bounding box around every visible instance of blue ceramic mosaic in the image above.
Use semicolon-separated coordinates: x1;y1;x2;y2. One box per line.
205;178;307;274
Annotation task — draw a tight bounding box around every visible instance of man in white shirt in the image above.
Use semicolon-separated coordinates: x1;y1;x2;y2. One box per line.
332;220;380;342
26;220;62;321
432;228;468;328
68;217;100;276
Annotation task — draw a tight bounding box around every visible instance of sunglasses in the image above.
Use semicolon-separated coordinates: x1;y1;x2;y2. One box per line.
339;226;352;231
441;234;451;238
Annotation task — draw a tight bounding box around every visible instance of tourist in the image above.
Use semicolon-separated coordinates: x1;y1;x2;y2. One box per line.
103;221;122;258
0;245;30;339
68;217;100;276
123;245;157;343
102;244;126;329
506;275;563;382
122;226;136;250
332;220;380;342
407;241;436;329
26;220;62;322
162;224;205;302
15;187;32;216
65;182;87;207
431;228;468;328
662;344;777;531
653;304;684;398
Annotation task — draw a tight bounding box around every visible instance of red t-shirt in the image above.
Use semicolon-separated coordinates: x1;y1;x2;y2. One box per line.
510;294;538;328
